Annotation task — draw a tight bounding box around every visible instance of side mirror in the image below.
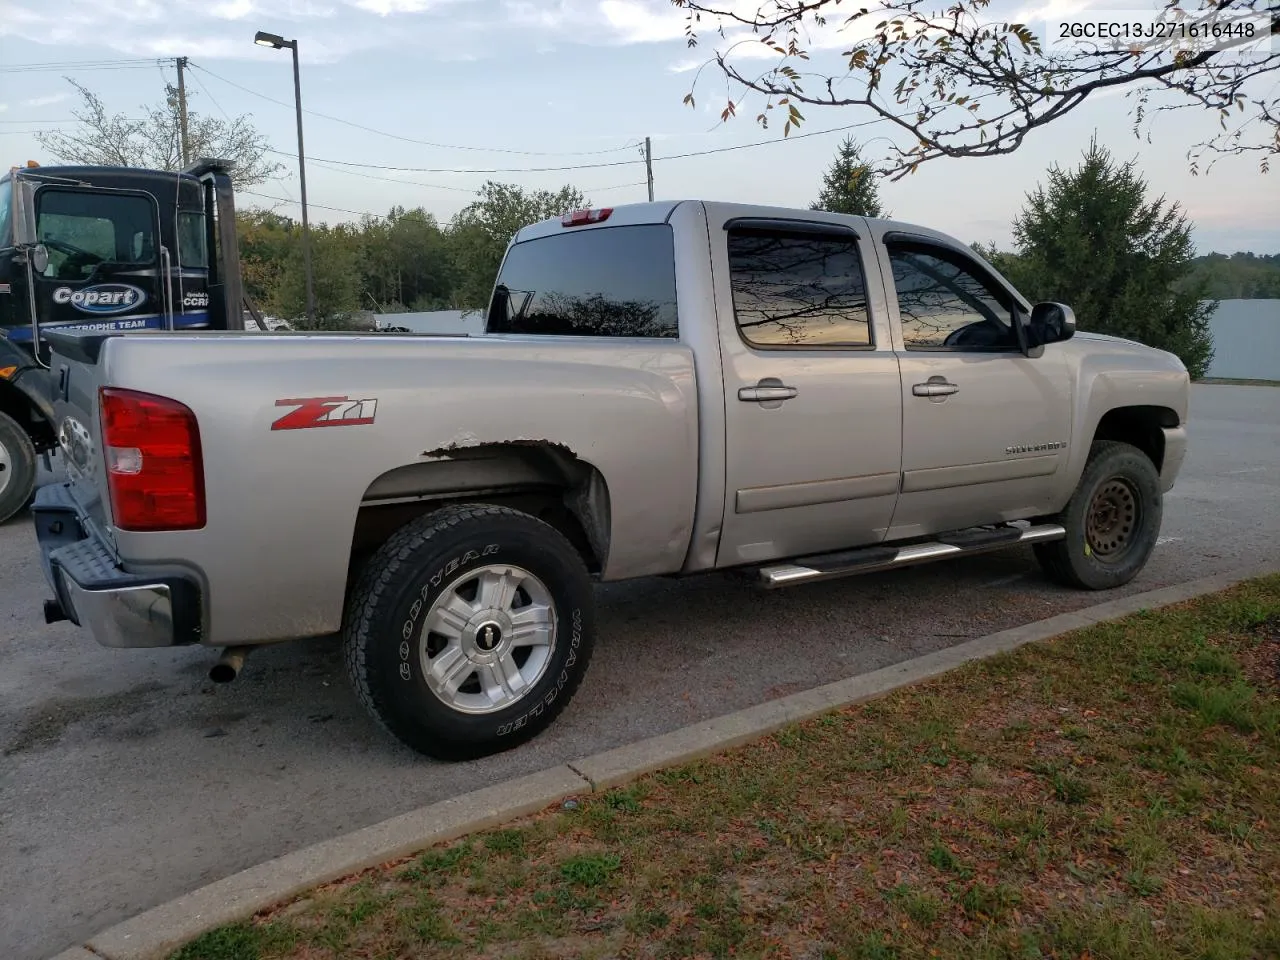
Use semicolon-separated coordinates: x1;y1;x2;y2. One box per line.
30;243;49;274
1029;302;1076;346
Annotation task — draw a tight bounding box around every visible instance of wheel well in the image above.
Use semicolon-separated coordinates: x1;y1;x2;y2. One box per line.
0;381;55;452
347;443;611;588
1092;406;1179;471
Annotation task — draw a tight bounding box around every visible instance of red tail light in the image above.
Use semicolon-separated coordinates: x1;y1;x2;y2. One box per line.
99;387;205;531
561;207;613;227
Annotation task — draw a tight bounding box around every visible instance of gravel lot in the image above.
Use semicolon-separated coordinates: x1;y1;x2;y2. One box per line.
2;383;1277;960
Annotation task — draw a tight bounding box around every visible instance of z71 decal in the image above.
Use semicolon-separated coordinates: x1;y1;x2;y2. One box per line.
271;396;379;431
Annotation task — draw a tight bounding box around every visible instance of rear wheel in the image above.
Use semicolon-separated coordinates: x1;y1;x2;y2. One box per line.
0;411;38;525
1034;440;1162;590
343;503;596;761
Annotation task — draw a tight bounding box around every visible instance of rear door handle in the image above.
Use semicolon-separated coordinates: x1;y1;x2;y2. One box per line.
912;379;959;398
738;383;798;402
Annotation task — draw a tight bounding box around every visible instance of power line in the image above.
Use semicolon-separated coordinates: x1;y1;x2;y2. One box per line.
286;117;885;175
308;159;487;196
0;58;167;73
240;178;649;221
189;61;641;159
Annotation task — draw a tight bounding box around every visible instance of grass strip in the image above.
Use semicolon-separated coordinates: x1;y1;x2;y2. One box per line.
172;574;1280;960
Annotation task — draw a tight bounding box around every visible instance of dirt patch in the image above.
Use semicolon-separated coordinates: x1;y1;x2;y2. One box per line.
1242;614;1280;690
4;682;165;755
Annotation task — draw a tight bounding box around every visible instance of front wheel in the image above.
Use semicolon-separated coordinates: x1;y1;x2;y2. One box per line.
0;411;38;525
1034;440;1163;591
343;503;596;761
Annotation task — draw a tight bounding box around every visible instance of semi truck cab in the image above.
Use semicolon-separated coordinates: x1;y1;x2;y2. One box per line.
0;159;246;523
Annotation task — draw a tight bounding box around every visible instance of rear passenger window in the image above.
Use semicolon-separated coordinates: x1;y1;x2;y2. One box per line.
726;227;873;348
487;224;678;337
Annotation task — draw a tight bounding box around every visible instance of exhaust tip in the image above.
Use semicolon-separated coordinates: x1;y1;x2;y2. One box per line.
209;646;249;684
209;662;238;684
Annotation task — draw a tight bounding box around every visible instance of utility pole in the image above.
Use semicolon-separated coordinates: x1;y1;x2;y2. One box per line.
644;136;654;202
175;57;191;167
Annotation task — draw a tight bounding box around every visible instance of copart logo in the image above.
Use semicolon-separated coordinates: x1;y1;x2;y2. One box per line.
53;283;147;315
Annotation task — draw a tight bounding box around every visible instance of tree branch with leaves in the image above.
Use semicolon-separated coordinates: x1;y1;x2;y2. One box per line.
672;0;1279;179
36;78;284;187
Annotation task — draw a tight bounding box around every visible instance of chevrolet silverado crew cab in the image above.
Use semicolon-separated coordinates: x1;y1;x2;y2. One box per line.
29;200;1189;761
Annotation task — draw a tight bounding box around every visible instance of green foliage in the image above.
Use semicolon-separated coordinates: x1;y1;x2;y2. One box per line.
558;852;622;887
1184;252;1280;299
449;181;588;308
231;180;589;327
271;224;365;329
809;136;885;218
1001;141;1216;379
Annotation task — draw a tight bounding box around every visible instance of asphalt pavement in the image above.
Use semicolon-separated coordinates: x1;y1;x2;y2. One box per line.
2;383;1277;960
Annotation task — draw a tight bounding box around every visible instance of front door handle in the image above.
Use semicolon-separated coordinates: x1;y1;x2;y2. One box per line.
912;378;959;398
739;382;798;403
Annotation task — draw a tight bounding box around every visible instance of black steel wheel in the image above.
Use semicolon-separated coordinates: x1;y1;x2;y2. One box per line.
1035;441;1163;590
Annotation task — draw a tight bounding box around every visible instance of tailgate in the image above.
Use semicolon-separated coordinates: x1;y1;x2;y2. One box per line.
31;329;202;647
41;329;117;532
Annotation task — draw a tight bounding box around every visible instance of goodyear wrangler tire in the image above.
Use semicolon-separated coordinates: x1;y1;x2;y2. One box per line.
343;503;595;761
0;411;38;526
1034;440;1162;591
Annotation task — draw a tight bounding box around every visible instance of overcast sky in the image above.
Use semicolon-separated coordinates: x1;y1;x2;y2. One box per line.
2;0;1276;254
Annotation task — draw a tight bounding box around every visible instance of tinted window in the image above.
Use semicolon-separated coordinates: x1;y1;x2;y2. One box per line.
488;224;677;337
36;189;156;282
177;211;208;269
888;242;1018;350
727;228;872;347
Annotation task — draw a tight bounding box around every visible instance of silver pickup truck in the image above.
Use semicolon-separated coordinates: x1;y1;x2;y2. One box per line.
29;200;1189;760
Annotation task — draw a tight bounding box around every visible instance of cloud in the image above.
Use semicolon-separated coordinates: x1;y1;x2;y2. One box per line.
1;0;706;65
210;0;255;18
22;93;69;107
348;0;460;13
598;0;687;44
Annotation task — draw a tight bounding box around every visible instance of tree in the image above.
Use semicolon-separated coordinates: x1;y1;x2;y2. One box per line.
449;181;589;308
810;136;886;217
673;0;1278;180
36;79;282;187
361;207;457;312
1003;140;1216;378
272;223;364;327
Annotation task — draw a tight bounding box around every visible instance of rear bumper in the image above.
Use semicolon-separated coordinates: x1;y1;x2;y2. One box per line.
32;483;201;648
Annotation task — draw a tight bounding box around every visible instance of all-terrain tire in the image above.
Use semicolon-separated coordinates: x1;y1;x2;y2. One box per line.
0;411;38;526
1034;440;1162;591
342;503;596;761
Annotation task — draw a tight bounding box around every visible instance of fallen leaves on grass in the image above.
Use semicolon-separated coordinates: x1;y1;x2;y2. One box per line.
171;576;1280;960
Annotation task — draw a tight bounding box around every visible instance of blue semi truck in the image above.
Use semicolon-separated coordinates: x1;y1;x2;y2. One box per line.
0;159;249;522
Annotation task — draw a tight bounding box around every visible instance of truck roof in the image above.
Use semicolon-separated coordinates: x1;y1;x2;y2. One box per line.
6;165;200;186
511;199;976;258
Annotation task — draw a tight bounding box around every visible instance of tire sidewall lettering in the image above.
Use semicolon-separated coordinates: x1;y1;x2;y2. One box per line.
496;607;583;737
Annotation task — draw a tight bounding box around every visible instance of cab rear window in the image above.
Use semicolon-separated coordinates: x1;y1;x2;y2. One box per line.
487;224;678;338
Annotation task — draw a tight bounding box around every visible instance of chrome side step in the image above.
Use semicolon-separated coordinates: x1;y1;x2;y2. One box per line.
756;523;1066;589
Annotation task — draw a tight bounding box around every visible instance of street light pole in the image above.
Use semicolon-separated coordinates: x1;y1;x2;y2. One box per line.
255;30;315;326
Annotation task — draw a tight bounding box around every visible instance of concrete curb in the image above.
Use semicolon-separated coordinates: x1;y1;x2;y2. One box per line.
57;562;1280;960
